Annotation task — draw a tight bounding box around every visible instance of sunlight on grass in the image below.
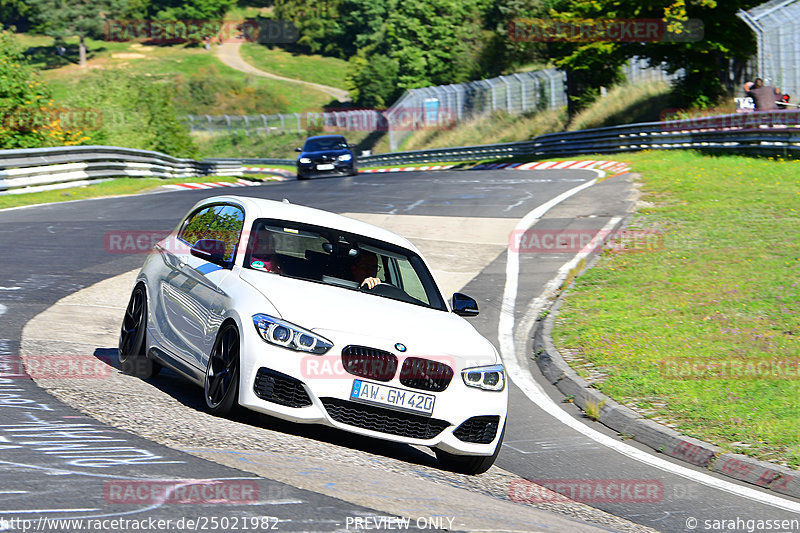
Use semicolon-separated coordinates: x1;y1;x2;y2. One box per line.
567;81;672;131
552;150;800;468
239;43;348;90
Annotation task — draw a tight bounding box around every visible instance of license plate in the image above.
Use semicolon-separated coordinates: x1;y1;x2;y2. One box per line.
350;380;435;416
316;164;334;170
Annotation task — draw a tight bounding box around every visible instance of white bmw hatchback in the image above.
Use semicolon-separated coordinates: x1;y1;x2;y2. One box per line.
119;195;508;474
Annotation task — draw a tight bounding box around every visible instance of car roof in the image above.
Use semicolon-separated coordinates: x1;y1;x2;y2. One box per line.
196;195;420;253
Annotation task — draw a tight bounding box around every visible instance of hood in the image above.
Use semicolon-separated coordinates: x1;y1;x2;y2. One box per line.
239;269;498;365
298;149;351;159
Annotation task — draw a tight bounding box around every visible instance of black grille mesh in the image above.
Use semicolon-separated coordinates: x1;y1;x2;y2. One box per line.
341;345;398;382
321;397;449;440
253;368;312;408
399;357;454;392
453;416;500;444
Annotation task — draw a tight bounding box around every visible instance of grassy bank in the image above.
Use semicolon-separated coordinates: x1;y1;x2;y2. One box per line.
19;34;331;114
552;150;800;467
239;43;348;90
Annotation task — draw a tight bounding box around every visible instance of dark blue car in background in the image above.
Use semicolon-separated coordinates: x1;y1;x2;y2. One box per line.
295;135;357;180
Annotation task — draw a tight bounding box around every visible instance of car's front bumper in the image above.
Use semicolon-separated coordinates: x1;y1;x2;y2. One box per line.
296;162;356;178
237;326;507;456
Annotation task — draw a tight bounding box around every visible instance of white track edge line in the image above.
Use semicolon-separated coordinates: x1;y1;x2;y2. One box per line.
499;172;800;513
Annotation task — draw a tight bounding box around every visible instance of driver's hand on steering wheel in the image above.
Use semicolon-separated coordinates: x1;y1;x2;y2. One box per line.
360;277;382;290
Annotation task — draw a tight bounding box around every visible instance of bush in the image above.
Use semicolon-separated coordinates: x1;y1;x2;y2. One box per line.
63;70;197;158
0;30;88;148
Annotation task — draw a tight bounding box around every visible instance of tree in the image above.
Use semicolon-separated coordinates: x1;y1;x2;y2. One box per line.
63;70;197;157
543;0;764;110
28;0;127;67
149;0;236;20
0;31;87;148
346;53;400;107
0;0;33;29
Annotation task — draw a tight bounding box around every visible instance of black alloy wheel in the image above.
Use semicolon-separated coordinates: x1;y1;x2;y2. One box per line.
118;284;160;379
204;322;240;416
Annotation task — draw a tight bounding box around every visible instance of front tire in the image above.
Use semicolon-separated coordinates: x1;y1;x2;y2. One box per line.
434;422;505;475
118;284;160;379
204;322;240;416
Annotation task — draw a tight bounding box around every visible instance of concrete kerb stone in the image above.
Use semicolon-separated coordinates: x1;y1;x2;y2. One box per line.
530;273;800;500
712;454;800;494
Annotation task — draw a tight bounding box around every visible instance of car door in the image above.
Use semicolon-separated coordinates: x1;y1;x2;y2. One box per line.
162;203;244;370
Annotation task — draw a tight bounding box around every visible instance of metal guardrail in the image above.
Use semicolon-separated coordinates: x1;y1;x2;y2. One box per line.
0;146;243;193
239;111;800;168
4;112;800;194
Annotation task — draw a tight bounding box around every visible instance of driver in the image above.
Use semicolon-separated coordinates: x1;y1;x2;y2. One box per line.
350;251;381;289
248;229;282;273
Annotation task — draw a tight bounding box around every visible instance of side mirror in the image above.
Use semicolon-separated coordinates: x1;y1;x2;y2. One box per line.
295;147;302;152
452;293;479;317
191;239;230;267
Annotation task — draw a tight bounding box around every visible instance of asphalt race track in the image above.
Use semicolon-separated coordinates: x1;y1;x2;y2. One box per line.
1;169;799;532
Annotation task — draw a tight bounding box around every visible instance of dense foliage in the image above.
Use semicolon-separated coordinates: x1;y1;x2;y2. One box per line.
271;0;764;109
62;70;197;157
0;31;87;148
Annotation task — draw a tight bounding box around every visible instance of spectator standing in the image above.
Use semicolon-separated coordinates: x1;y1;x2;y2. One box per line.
750;78;781;111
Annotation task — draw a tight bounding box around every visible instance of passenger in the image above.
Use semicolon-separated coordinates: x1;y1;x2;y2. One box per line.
350;251;381;289
249;229;282;273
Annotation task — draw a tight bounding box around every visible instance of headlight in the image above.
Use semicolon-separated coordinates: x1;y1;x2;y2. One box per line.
299;157;312;164
462;364;505;391
337;154;352;162
252;314;332;354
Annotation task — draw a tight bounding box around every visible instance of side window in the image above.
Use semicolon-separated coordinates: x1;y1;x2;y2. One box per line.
178;204;244;263
178;207;215;247
210;205;244;262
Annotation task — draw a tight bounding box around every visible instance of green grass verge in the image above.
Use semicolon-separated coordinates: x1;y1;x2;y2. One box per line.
0;176;265;210
551;150;800;468
398;108;567;152
239;43;348;90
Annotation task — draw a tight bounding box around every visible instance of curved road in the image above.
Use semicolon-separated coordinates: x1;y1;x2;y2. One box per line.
1;169;799;532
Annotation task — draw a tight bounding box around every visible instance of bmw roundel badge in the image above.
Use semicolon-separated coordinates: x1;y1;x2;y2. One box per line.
395;343;407;352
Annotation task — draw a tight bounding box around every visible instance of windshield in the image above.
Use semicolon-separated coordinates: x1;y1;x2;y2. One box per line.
303;137;348;152
244;219;446;311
